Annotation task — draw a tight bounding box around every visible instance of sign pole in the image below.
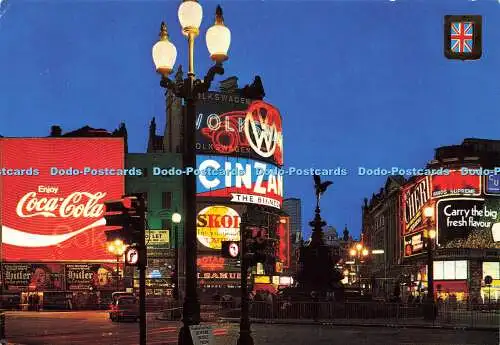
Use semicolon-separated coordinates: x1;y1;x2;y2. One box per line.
238;211;254;345
138;194;147;345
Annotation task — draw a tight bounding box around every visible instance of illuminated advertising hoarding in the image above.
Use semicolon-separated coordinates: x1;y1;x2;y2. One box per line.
404;231;424;257
3;263;64;292
196;93;283;167
197;256;227;271
197;204;242;251
65;263;117;291
430;170;481;198
196;155;283;209
401;176;431;235
0;138;124;262
277;217;290;268
485;175;500;195
436;197;499;246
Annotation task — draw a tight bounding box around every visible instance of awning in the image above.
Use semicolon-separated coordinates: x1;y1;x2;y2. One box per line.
434;280;468;293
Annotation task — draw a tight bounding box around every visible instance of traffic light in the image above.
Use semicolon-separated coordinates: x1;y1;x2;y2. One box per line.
104;194;145;245
221;241;240;259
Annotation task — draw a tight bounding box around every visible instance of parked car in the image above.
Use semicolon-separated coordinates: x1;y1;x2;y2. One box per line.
109;296;139;322
111;292;135;303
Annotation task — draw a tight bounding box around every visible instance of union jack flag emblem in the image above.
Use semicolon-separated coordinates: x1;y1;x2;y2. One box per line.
451;22;473;53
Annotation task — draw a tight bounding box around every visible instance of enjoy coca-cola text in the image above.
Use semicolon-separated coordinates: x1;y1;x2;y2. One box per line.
16;191;107;218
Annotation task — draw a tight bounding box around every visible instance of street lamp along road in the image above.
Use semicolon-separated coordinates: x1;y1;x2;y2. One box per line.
423;205;437;320
107;239;127;291
172;212;182;302
349;242;369;287
152;2;231;345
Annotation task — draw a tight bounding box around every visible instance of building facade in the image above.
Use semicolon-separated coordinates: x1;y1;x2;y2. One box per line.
362;138;500;302
402;138;500;302
362;176;405;297
125;151;183;298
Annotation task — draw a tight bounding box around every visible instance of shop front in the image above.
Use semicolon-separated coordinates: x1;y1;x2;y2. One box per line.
481;261;500;303
480;280;500;303
198;271;242;294
2;262;120;310
434;280;469;302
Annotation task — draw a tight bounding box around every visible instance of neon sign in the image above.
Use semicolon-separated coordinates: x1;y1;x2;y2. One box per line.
196;156;283;209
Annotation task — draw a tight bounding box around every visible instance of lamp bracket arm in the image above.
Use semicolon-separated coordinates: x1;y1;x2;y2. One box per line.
160;76;185;98
193;63;225;95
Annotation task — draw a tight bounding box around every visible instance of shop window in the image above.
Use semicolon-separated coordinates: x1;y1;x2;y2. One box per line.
482;262;500;280
433;260;468;280
434;261;444;280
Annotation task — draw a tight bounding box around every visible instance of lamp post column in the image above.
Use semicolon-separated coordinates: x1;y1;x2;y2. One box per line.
238;214;253;345
423;205;436;321
176;69;202;345
427;236;434;303
116;255;120;291
174;223;179;301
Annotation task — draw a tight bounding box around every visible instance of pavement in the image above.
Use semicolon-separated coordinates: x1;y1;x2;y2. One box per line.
3;311;499;345
218;316;500;331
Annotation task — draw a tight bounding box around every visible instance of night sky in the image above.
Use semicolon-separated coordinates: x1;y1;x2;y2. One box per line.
1;0;499;240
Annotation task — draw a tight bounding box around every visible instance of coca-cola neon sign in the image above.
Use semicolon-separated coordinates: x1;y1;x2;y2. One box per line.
0;138;124;261
16;191;106;218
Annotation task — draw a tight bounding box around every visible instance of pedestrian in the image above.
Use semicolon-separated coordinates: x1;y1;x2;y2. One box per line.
28;294;33;311
33;294;40;312
311;291;319;321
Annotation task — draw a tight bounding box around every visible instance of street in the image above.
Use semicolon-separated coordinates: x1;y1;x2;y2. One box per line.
4;311;499;345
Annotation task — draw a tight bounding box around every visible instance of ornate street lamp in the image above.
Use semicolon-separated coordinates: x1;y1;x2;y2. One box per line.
152;2;231;344
349;243;370;288
107;239;127;291
172;212;182;302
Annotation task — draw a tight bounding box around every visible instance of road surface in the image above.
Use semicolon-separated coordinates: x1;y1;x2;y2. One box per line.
5;311;499;345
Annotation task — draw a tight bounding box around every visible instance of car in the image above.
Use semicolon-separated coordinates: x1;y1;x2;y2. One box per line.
109;296;139;322
111;292;135;303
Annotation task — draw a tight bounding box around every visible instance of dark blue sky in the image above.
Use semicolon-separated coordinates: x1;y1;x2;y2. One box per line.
1;0;499;239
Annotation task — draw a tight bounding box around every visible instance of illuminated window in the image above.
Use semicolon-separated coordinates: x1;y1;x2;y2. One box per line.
434;261;444;280
482;262;500;280
433;260;468;280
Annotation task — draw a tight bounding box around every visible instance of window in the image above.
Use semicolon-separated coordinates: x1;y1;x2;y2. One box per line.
443;261;455;280
434;261;444;280
455;261;467;280
483;262;500;280
433;260;468;280
162;192;172;209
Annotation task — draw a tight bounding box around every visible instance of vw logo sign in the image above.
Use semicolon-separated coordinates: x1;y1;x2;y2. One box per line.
125;246;139;266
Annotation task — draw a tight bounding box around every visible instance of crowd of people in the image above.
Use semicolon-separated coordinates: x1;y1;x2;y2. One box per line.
25;293;41;311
